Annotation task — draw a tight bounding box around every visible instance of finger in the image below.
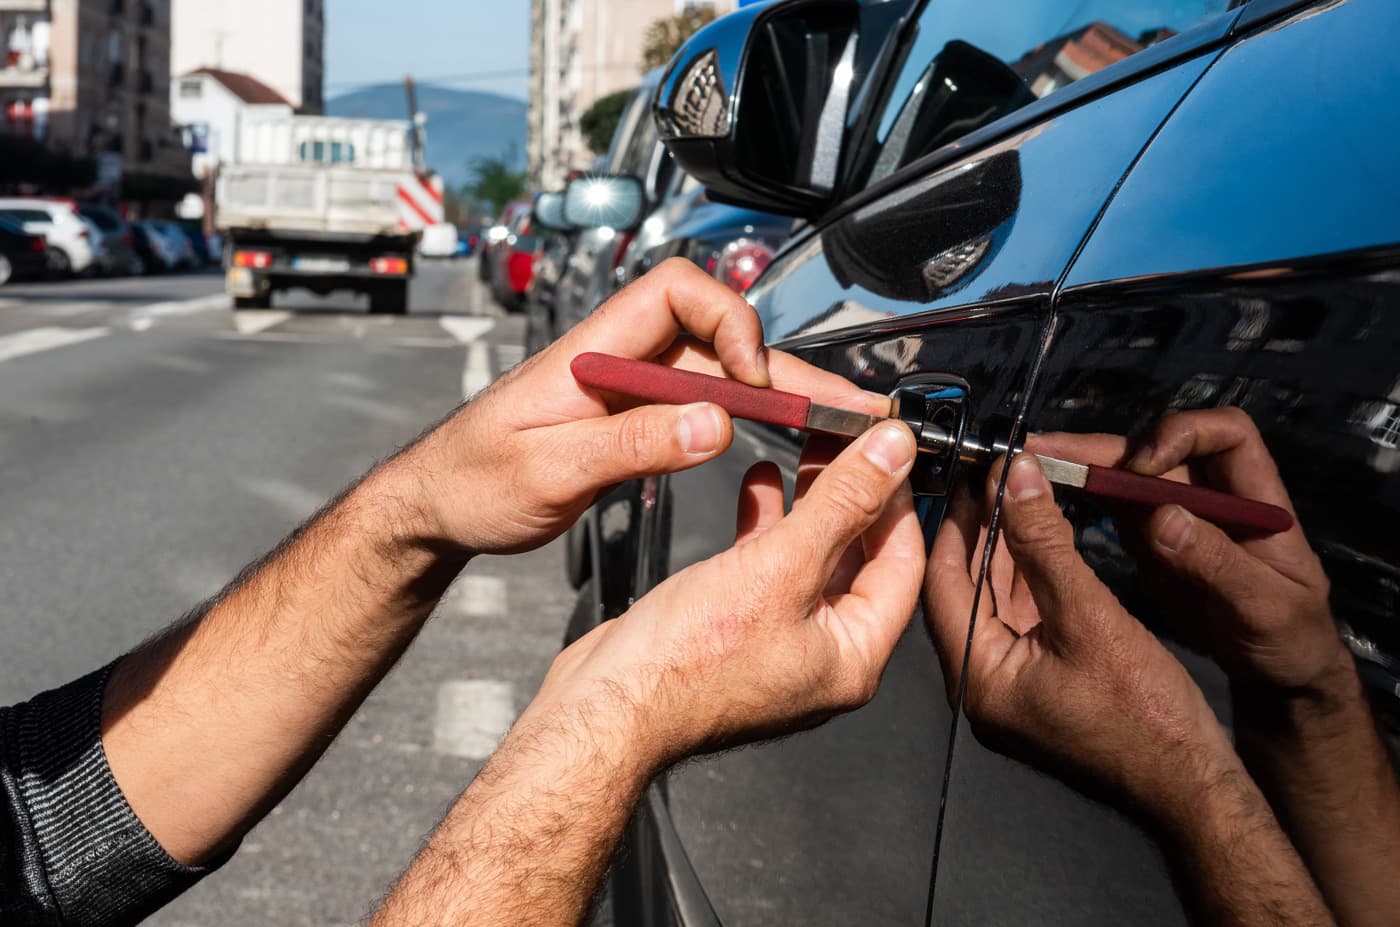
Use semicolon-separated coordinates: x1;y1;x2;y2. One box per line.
736;462;786;545
998;455;1120;655
661;342;893;418
1145;504;1309;609
843;480;924;656
924;488;1016;700
763;422;917;598
1126;408;1293;510
543;402;734;491
566;257;770;387
824;540;866;598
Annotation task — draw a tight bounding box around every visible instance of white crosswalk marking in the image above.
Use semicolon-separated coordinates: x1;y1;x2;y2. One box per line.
0;326;109;363
129;294;229;324
233;310;292;335
433;679;517;760
463;340;492;398
439;316;495;344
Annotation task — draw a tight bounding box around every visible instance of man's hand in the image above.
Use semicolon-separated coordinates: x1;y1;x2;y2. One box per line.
402;257;890;557
373;423;925;926
925;454;1235;812
1038;408;1399;927
1033;407;1346;692
924;454;1335;926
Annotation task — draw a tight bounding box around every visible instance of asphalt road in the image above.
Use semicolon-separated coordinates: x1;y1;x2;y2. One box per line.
0;261;574;925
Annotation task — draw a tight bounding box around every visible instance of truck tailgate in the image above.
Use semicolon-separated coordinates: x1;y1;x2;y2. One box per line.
219;165;409;236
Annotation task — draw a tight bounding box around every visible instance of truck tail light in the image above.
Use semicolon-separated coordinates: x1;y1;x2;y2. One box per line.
233;250;273;269
370;256;409;275
708;239;776;294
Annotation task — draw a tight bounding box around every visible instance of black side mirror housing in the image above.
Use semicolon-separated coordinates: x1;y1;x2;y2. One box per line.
655;0;906;219
562;175;646;231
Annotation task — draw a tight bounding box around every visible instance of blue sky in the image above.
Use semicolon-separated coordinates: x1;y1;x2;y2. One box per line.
326;0;531;101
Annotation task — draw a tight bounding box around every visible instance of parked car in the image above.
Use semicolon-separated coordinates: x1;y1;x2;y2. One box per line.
567;1;1400;925
145;219;198;270
133;220;184;273
486;200;539;312
0;198;97;277
0;217;50;285
77;202;146;276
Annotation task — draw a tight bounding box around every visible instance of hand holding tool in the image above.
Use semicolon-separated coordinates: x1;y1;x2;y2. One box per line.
571;352;1294;535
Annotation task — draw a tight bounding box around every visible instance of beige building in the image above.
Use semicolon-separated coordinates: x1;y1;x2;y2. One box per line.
529;0;736;189
170;0;324;113
1;0;189;187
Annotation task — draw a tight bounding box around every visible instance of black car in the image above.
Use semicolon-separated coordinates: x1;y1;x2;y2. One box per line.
567;0;1400;924
0;217;50;285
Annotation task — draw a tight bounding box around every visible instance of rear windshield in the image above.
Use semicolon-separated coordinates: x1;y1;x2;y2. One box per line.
0;209;53;224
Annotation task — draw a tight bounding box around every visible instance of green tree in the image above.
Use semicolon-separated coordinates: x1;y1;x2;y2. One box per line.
641;6;718;71
461;147;529;216
579;88;636;155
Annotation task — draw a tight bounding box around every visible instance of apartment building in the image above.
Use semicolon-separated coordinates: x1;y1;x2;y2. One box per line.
1;0;189;188
529;0;738;189
170;0;324;113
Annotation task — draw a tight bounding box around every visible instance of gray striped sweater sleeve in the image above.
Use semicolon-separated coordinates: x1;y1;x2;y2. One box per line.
1;666;226;925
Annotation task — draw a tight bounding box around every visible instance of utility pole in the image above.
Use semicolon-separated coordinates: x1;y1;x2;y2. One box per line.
403;76;427;175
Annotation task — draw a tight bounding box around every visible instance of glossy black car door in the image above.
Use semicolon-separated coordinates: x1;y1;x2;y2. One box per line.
617;12;1244;926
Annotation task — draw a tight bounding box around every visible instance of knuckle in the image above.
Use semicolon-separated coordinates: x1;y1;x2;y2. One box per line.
822;467;887;524
616;410;674;466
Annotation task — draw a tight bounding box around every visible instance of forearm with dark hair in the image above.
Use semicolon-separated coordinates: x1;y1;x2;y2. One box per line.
1150;759;1335;927
372;686;656;927
1232;653;1400;927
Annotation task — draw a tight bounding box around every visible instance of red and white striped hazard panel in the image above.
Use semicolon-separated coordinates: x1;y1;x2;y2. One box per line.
398;174;445;230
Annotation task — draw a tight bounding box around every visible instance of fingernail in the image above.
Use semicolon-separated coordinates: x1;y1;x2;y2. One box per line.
1156;506;1196;553
1128;441;1156;472
862;423;915;475
754;346;771;384
1007;455;1048;502
678;403;724;455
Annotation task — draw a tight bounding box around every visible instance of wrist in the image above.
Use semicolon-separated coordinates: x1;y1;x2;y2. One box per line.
347;457;472;595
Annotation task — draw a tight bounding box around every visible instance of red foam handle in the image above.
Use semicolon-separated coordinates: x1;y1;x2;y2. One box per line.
571;353;812;431
1082;465;1295;535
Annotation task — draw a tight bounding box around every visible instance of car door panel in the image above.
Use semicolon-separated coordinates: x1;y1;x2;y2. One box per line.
1041;0;1400;739
620;46;1229;927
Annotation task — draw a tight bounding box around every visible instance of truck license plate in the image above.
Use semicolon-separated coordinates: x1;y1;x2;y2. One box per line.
293;256;351;273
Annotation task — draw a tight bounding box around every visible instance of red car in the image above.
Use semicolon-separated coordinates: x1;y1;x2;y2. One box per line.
485;200;537;312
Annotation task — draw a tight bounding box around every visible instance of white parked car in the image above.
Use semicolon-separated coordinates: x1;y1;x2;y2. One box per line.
418;222;460;259
0;198;97;276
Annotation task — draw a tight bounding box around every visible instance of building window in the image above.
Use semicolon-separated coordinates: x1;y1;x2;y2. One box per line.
180;78;202;98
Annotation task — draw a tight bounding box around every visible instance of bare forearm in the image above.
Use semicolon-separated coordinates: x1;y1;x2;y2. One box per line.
373;692;655;927
1150;757;1334;927
1233;655;1400;927
101;454;465;865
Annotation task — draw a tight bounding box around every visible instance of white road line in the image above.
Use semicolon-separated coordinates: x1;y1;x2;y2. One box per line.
0;326;110;362
233;310;292;335
130;293;228;323
463;340;492;398
441;575;508;619
439;316;495;344
497;344;526;371
433;679;517;760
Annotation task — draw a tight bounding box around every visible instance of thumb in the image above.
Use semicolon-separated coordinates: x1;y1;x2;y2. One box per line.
548;402;734;489
1146;505;1278;608
764;422;917;597
998;455;1117;652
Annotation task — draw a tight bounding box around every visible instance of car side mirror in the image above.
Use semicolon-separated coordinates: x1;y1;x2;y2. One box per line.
562;175;646;231
655;0;886;218
533;191;576;232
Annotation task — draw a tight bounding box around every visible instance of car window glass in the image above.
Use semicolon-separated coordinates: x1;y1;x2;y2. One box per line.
859;0;1236;185
0;209;52;224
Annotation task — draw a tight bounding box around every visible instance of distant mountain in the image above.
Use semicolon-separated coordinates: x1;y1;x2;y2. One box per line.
327;84;527;188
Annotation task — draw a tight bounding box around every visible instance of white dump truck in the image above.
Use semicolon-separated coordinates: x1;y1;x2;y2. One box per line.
217;116;444;314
